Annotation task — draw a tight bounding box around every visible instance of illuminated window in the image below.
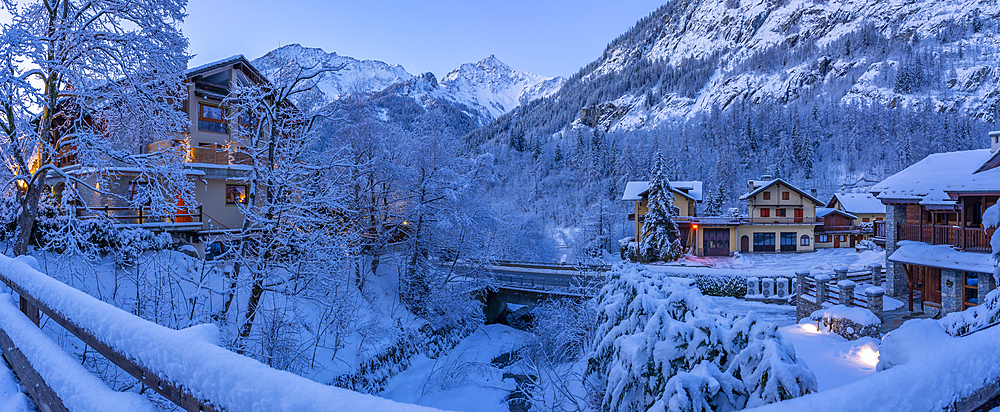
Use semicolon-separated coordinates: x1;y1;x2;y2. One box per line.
818;234;830;243
801;235;810;246
199;102;227;133
226;184;248;205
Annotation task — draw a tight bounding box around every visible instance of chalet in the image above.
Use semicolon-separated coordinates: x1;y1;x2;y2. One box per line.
621;176;828;258
58;55;278;256
622;180;703;251
736;177;824;254
813;208;858;248
871;131;1000;315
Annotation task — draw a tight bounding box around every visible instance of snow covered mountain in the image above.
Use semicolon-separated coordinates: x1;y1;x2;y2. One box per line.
472;0;1000;142
253;44;415;100
253;46;564;126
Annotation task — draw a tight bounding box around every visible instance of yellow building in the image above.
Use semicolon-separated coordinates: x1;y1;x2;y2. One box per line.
622;180;702;247
734;177;823;254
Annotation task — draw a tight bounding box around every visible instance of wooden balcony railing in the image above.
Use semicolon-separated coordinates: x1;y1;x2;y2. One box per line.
873;221;886;238
146;140;251;166
76;205;203;226
897;223;991;252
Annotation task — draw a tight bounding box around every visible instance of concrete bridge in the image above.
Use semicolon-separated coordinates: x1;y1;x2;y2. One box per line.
472;260;609;324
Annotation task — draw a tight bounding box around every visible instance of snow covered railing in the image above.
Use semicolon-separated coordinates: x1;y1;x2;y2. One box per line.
795;264;885;323
0;255;440;412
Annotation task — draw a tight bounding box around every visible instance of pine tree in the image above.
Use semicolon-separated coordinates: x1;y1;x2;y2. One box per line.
639;152;682;262
705;185;725;217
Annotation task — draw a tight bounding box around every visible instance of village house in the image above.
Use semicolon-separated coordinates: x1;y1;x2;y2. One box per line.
870;131;1000;315
735;177;823;254
59;55;277;257
813;191;887;249
622;180;703;250
622;176;828;258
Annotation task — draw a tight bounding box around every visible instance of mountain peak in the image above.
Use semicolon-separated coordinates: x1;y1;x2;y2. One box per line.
253;45;414;100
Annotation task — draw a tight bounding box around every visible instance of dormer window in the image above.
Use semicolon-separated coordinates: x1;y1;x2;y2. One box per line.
199;102;227;134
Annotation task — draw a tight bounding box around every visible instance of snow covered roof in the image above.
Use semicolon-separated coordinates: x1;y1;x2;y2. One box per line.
670;181;704;201
828;193;885;215
738;178;824;205
620;181;699;202
186;55;252;77
871;149;997;202
816;207;857;220
888;241;996;274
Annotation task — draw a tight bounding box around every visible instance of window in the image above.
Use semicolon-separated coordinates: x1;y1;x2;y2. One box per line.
763;192;771;200
838;235;846;242
759;208;770;217
753;232;775;252
782;191;790;200
777;208;787;217
862;217;870;222
226;184;248;205
800;235;810;246
818;234;830;243
199;102;227;133
964;272;983;310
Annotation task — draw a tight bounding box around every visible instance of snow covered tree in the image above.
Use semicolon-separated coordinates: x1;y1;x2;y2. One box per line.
639;152;682;262
705;185;725;217
585;264;817;412
0;0;192;256
222;54;357;351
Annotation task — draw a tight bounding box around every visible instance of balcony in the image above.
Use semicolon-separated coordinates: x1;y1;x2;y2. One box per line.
147;140;251;166
76;205;203;230
897;222;991;252
671;216;821;225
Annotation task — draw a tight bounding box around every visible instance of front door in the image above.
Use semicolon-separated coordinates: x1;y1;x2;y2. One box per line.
780;232;797;252
834;235;841;248
923;267;942;306
740;235;749;253
849;235;856;248
794;208;803;223
703;228;730;256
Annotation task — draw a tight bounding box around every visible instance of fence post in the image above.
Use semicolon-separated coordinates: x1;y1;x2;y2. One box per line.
838;280;856;307
868;263;883;286
796;271;808;298
815;274;831;304
866;287;885;321
834;265;848;281
138;208;143;225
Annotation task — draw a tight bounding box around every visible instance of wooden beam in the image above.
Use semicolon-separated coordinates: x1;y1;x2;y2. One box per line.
0;276;218;412
0;328;70;412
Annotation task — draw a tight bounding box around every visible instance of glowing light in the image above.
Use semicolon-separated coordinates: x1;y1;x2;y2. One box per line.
800;323;822;334
855;346;880;367
692;224;698;230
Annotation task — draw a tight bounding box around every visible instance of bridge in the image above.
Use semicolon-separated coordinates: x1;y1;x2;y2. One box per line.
468;260;611;324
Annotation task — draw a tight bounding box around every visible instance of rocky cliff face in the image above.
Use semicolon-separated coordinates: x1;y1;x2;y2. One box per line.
471;0;1000;142
254;44;415;100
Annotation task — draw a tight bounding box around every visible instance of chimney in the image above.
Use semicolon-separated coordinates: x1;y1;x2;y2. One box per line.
761;174;773;181
841;188;845;195
811;188;818;197
990;131;1000;154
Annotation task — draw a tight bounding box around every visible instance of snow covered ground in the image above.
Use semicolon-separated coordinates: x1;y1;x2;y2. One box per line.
662;248;887;276
0;364;30;412
378;324;530;412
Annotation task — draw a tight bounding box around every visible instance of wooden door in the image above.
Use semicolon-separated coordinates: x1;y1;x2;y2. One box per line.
923;267;942;306
740;235;749;253
834;235;840;248
849;235;856;248
703;229;730;256
794;208;803;223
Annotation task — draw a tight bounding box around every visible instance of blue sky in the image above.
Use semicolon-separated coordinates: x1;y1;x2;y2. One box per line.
185;0;666;78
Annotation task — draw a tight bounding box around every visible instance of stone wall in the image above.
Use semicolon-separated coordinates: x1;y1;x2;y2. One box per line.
884;204;908;297
941;269;964;315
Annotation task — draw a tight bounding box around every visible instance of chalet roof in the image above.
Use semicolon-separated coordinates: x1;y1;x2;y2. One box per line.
871;149;997;202
621;181;699;202
816;207;857;220
186;55;250;77
889;241;996;273
828;193;885;215
670;181;703;201
737;178;824;205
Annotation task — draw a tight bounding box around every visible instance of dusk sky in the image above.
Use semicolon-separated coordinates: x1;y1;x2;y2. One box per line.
185;0;667;78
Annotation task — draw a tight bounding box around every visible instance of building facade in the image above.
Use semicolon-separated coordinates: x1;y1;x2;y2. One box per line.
871;131;1000;315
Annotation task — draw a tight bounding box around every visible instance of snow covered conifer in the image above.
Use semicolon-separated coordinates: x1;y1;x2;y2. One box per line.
705;185;725;217
639;152;682;262
586;264;816;412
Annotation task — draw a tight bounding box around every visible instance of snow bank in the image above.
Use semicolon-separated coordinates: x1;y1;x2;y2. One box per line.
0;355;31;412
810;306;880;327
746;319;1000;412
0;255;442;412
0;294;155;412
